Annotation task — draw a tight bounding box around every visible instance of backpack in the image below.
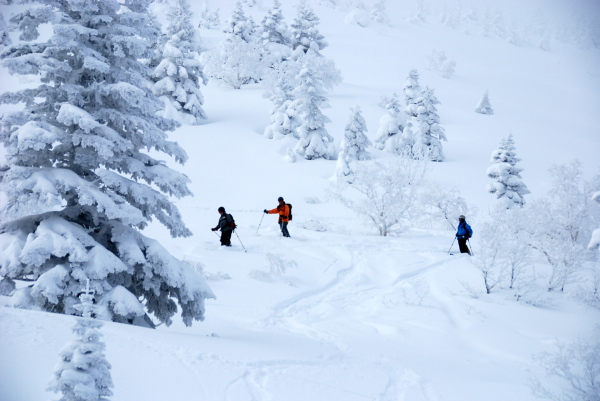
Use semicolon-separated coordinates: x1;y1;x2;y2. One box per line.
227;213;236;229
287;204;292;221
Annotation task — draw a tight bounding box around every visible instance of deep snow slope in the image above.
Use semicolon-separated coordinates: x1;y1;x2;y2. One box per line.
1;1;600;401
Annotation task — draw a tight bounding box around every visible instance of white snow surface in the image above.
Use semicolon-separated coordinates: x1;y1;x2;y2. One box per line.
1;1;600;400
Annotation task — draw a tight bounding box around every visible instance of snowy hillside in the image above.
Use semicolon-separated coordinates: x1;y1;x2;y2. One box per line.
1;1;600;401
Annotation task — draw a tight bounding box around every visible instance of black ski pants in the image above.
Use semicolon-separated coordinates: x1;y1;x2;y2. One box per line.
220;229;232;246
458;237;470;255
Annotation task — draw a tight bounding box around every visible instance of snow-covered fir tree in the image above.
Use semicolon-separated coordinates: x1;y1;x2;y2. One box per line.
475;90;494;115
335;106;371;183
260;0;291;47
373;93;407;154
198;1;220;29
151;0;207;125
0;10;11;48
203;2;262;89
0;0;214;327
263;71;300;139
486;134;530;209
290;0;328;54
259;0;292;74
412;86;446;161
403;69;422;118
48;282;113;401
292;50;335;160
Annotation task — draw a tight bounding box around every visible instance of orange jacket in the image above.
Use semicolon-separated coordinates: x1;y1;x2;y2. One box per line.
267;204;290;223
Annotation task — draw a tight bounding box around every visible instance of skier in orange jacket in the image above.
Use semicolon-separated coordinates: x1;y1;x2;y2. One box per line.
264;197;291;237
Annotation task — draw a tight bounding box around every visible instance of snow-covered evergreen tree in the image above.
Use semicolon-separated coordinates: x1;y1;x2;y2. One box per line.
412;86;446;161
370;0;390;25
203;2;262;89
48;282;113;401
335;106;371;183
290;0;328;54
475;90;494;115
486;134;530;209
403;69;422;118
259;0;292;75
0;0;214;327
263;71;300;139
292;50;335;160
260;0;291;47
0;10;11;48
151;0;207;125
198;1;220;29
373;93;406;154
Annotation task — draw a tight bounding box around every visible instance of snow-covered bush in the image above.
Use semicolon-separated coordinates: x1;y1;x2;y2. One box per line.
0;0;214;327
329;157;430;236
335;106;371;183
475;90;494;115
486;134;530;209
151;0;207;125
345;5;370;28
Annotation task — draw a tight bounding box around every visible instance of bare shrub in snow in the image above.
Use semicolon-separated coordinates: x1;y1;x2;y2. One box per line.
329;157;430;236
529;326;600;401
418;186;470;230
525;161;599;292
471;223;507;294
250;253;298;282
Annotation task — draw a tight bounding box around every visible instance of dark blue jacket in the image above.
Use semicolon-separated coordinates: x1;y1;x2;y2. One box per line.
456;221;473;238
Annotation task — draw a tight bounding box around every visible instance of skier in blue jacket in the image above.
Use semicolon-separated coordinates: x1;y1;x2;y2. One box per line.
456;215;473;255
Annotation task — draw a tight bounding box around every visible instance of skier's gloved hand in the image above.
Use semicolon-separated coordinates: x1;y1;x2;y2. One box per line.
211;228;217;231
263;209;268;213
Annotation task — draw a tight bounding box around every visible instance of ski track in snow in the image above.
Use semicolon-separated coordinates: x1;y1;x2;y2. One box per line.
241;239;459;401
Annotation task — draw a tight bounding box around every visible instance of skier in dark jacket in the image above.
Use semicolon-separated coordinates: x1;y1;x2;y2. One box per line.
455;215;473;255
212;206;235;246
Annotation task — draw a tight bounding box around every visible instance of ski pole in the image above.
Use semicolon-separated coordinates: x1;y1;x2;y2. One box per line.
256;213;265;234
448;237;456;254
234;230;247;253
468;239;474;256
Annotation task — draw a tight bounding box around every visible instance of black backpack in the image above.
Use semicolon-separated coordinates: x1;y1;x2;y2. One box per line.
287;204;292;221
